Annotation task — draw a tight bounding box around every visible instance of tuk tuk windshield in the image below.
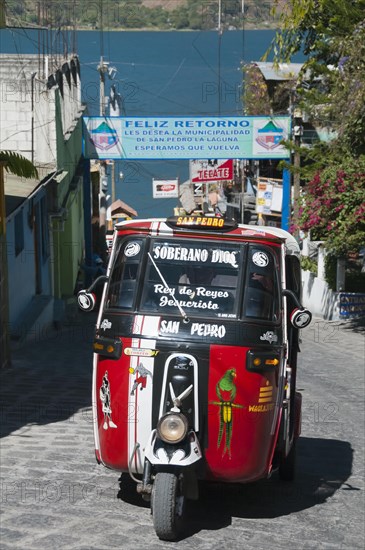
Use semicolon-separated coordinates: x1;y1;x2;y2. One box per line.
140;240;241;318
105;237;279;322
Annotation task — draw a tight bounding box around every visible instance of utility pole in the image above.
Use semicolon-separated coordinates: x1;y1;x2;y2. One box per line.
31;72;37;164
98;56;108;117
111;162;116;205
0;0;6;28
97;56;109;262
293;109;303;240
240;160;245;224
108;84;121;229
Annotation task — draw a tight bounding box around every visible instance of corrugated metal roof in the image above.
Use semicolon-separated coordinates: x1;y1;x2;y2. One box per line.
4;169;62;217
253;62;304;81
4;172;39;198
4;173;40;216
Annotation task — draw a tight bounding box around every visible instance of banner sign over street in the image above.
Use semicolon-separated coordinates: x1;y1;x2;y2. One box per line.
83;116;291;160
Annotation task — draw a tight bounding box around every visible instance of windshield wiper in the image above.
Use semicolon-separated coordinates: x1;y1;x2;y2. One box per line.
147;252;190;324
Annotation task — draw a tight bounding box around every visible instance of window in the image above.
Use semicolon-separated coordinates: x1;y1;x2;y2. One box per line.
106;239;144;310
105;238;281;323
244;246;280;322
14;211;24;257
139;240;241;319
285;256;301;298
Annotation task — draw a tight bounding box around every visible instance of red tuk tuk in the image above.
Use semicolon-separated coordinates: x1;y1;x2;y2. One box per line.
78;215;312;540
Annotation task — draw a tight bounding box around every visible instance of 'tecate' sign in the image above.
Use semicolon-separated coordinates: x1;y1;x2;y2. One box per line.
190;159;234;183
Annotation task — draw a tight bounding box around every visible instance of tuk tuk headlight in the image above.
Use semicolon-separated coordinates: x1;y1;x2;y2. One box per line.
156;413;188;444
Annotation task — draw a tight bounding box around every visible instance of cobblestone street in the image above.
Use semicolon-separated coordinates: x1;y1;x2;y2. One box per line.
0;316;364;549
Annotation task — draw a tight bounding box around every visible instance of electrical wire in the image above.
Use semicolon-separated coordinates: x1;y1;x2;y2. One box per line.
4;29;56;164
3;16;80;166
156;57;186;98
1;120;54;144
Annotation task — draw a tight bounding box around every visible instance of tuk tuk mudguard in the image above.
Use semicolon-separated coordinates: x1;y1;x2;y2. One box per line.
87;218;309;487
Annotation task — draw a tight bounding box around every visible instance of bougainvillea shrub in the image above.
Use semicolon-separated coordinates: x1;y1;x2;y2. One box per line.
295;159;365;255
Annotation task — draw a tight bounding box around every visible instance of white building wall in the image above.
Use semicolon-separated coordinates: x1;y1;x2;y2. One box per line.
0;54;82;168
302;270;341;320
0;52;83;336
35;83;57;166
0;55;56;165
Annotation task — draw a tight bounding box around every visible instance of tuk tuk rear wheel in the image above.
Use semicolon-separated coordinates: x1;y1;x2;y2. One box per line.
152;472;185;541
279;439;297;481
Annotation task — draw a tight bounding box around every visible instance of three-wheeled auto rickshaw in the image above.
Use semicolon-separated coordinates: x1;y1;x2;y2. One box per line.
78;215;312;540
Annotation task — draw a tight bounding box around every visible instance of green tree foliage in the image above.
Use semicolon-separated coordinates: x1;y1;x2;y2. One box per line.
170;7;190;30
265;1;365;255
243;64;296;115
4;0;277;31
0;151;38;179
267;0;365;155
242;64;271;115
328;21;365;155
268;0;365;62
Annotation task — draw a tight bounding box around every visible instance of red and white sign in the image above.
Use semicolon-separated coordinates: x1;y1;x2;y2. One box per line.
190;159;234;183
152;179;179;199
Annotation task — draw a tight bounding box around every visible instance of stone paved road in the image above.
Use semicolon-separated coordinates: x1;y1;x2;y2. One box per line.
0;316;364;550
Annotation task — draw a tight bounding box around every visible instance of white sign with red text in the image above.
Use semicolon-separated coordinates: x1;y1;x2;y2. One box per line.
190;159;234;183
152;179;179;198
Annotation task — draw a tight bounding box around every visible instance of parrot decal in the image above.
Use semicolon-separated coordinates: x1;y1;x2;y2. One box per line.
211;368;244;458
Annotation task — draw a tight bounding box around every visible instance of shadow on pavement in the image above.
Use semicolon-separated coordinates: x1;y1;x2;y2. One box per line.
117;437;354;538
340;316;365;333
117;473;150;508
0;315;96;438
186;436;354;536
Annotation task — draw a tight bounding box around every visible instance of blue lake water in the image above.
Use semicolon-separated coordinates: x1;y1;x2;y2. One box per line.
0;29;303;216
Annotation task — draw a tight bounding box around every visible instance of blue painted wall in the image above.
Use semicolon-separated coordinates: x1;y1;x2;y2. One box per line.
6;188;52;328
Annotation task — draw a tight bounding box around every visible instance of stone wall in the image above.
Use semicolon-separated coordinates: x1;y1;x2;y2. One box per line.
301;270;365;320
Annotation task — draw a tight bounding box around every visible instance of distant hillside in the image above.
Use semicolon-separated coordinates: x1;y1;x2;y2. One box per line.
4;0;282;30
141;1;186;10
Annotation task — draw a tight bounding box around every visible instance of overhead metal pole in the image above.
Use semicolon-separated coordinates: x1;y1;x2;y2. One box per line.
217;0;223;116
282;168;291;231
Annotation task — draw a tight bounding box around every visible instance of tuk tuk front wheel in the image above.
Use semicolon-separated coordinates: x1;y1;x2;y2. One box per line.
152;472;185;541
279;439;297;481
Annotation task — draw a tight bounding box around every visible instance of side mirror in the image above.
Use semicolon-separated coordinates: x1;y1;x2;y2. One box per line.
282;289;312;329
77;290;96;312
77;274;110;312
290;308;312;329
